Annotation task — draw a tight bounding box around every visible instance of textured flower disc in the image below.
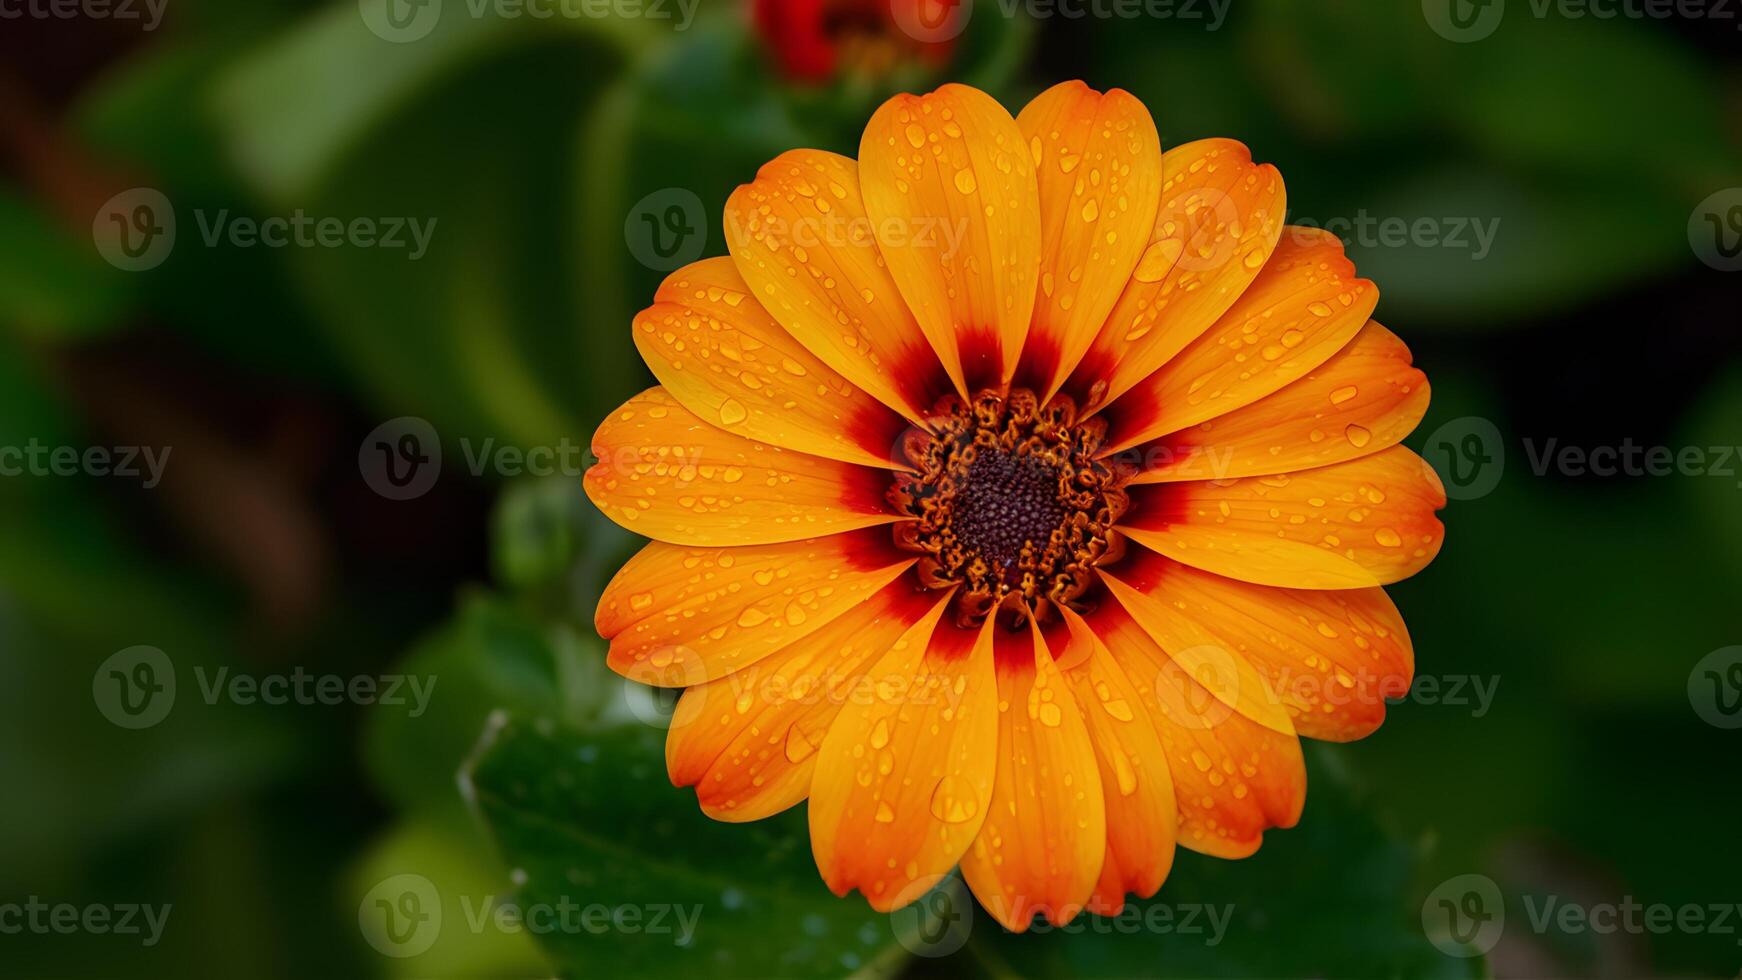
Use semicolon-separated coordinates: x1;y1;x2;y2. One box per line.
586;80;1445;932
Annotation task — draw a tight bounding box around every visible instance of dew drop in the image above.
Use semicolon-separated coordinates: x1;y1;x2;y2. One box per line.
929;775;979;823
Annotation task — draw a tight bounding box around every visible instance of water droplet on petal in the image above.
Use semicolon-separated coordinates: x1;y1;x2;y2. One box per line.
929;775;979;823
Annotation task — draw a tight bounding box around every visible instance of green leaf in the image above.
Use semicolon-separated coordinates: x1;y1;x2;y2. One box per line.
235;38;621;447
350;819;553;977
0;350;305;881
364;593;611;821
463;714;910;978
969;748;1483;979
1443;15;1737;195
1241;0;1445;141
0;188;133;341
70;34;368;384
1341;168;1687;327
214;3;648;202
1682;366;1742;585
491;475;590;592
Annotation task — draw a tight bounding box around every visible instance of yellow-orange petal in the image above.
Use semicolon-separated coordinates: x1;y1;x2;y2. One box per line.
1050;609;1176;913
1127;321;1430;484
1013;81;1163;402
1065;139;1286;414
859;83;1041;395
1087;598;1306;858
634;257;909;469
1121;446;1447;589
1099;566;1297;737
960;625;1106;932
596;529;915;687
724;150;949;424
584;387;901;546
1102;227;1378;453
666;582;945;821
1094;551;1411;743
809;612;999;912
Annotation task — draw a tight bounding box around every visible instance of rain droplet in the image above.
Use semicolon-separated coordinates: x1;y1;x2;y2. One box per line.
929;775;979;823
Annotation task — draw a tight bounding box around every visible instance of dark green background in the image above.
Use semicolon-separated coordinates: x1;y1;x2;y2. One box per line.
1;0;1738;976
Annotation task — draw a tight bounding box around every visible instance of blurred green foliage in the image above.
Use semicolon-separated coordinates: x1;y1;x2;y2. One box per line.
1;0;1739;976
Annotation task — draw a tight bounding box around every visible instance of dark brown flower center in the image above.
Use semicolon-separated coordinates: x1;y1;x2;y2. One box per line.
889;388;1129;628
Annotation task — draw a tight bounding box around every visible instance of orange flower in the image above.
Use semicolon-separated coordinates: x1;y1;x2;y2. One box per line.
586;81;1445;931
